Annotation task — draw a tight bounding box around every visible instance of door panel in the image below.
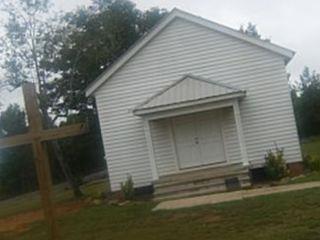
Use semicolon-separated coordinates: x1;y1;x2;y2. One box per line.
175;144;201;169
173;111;226;169
173;115;201;168
196;113;225;165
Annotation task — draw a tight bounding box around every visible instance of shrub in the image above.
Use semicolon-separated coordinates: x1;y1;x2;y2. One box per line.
264;147;289;181
120;175;135;200
303;154;320;172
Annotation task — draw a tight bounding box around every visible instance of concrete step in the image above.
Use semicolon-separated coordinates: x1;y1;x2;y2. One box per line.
154;173;250;197
154;180;251;202
155;166;248;189
157;163;245;185
154;170;248;189
153;163;251;201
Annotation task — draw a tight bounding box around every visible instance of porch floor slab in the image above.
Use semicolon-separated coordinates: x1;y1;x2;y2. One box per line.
153;181;320;211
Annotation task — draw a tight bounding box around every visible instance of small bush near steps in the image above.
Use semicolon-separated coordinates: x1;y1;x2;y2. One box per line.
265;147;289;181
120;175;135;200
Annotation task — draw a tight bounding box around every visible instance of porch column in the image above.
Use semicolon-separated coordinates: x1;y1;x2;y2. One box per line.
232;99;249;166
143;119;159;181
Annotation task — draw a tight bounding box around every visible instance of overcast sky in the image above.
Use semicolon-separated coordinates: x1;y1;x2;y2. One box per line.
1;0;320;109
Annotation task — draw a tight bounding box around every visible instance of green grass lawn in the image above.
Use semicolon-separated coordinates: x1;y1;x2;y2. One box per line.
2;187;320;240
301;135;320;159
0;180;108;219
288;135;320;184
1;137;320;239
289;171;320;184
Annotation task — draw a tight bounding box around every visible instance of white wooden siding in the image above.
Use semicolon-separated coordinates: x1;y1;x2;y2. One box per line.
95;18;302;191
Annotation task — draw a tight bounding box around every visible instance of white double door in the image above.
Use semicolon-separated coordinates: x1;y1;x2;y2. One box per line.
173;111;225;169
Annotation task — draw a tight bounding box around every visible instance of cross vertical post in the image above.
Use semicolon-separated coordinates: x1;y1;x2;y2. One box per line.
22;83;59;240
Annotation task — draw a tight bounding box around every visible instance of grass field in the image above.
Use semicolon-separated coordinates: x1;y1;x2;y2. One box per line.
1;187;320;240
0;180;108;219
301;135;320;159
289;136;320;184
0;137;320;239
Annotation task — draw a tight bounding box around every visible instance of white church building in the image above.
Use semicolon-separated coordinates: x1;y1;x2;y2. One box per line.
86;9;302;200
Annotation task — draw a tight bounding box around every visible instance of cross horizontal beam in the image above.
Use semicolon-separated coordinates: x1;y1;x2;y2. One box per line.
0;132;33;149
41;123;88;142
0;123;88;150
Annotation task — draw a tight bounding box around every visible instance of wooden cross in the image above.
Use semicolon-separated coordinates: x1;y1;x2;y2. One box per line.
0;83;88;240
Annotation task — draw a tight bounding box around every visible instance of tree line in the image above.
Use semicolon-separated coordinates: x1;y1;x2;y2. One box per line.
291;67;320;138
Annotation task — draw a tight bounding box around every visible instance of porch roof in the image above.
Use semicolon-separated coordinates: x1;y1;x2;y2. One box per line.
133;74;246;116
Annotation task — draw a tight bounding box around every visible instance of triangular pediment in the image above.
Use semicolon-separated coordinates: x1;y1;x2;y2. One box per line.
134;75;245;115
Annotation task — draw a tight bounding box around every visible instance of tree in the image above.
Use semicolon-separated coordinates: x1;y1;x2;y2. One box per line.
291;67;320;138
58;112;106;179
0;0;53;88
0;0;84;197
240;22;261;38
0;104;37;197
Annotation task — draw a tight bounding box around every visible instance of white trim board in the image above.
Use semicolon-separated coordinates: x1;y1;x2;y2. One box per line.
134;92;246;116
85;8;295;97
232;100;249;166
144;99;235;121
143;119;159;181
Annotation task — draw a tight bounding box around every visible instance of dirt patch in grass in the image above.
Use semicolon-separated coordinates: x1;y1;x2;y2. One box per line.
0;200;86;234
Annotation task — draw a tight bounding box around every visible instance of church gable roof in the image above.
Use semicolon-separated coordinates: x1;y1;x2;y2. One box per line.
86;8;295;97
